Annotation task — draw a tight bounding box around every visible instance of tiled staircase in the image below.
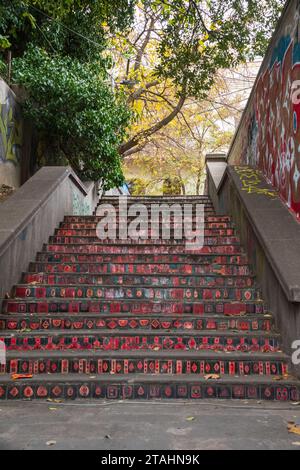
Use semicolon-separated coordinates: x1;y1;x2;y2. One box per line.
0;195;299;401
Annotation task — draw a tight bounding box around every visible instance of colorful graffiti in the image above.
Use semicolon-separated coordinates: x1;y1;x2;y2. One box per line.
0;80;22;166
240;7;300;217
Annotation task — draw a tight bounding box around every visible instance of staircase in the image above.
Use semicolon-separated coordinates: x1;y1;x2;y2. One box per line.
0;195;299;401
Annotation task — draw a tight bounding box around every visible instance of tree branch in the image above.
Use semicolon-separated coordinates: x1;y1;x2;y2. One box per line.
120;94;186;156
128;79;160;103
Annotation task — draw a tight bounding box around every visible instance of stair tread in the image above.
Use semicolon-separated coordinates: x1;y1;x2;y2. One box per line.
4;349;288;359
14;283;258;289
25;272;255;278
0;312;272;319
0;373;297;384
0;328;280;337
6;297;265;304
34;257;250;264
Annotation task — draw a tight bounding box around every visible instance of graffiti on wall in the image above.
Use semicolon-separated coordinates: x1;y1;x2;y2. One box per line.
0;81;22;166
241;8;300;217
235;166;278;197
72;188;91;216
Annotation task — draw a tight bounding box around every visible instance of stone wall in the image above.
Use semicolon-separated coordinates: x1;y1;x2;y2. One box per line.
0;167;99;303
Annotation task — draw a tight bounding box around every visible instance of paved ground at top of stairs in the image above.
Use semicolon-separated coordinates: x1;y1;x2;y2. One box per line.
0;401;300;450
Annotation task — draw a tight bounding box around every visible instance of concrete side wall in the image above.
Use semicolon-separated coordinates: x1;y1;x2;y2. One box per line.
228;0;300;218
0;79;22;188
0;166;99;302
208;163;300;376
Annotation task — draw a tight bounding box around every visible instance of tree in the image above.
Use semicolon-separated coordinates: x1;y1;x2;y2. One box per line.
111;0;285;157
124;78;242;195
0;0;135;187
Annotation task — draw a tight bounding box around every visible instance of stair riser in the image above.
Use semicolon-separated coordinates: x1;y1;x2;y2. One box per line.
36;254;249;264
0;316;273;332
100;197;211;200
0;381;298;401
97;197;213;207
1;334;280;353
96;202;214;207
22;273;256;288
4;300;266;315
64;216;232;223
56;229;236;237
94;213;217;219
1;358;288;376
29;262;252;276
94;206;216;211
61;222;234;230
49;237;241;245
46;245;243;254
14;286;260;301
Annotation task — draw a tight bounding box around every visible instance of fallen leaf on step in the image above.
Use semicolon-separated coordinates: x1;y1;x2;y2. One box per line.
46;440;56;446
47;398;62;403
291;402;300;406
204;374;220;380
186;416;195;422
11;374;33;380
287;422;300;435
49;407;57;411
272;374;290;381
292;442;300;446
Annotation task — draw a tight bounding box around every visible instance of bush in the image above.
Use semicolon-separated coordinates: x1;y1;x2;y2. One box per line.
13;45;132;189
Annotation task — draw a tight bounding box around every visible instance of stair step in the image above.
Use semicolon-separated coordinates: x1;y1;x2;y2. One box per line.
101;195;211;199
60;221;235;229
0;329;281;352
64;215;232;223
12;285;261;301
0;313;273;332
36;253;249;264
3;299;266;315
45;244;244;255
55;228;236;237
2;350;289;377
22;273;256;288
1;373;298;400
93;210;217;216
99;196;212;201
29;262;252;276
48;237;241;245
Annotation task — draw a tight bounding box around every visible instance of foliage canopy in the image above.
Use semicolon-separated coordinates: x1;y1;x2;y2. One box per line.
0;0;285;187
0;0;135;186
